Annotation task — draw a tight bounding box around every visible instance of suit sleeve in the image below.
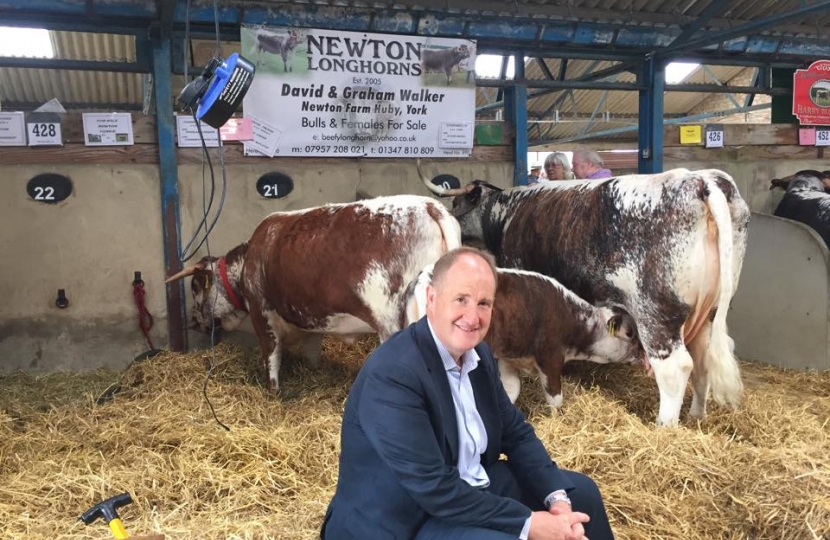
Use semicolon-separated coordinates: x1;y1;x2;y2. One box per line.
358;355;531;535
483;347;575;503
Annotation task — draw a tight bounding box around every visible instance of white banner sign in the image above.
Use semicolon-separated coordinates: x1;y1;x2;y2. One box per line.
0;112;26;146
241;25;476;158
82;113;134;146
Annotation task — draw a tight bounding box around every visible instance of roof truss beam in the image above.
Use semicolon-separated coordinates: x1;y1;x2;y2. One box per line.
536;57;556;81
668;0;735;48
0;57;151;72
477;60;636;115
655;0;830;58
530;103;772;147
5;0;830;62
701;64;742;110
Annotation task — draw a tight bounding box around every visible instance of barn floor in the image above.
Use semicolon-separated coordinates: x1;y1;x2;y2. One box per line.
1;338;828;540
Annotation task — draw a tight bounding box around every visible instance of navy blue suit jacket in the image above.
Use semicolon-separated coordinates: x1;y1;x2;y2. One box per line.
322;317;573;540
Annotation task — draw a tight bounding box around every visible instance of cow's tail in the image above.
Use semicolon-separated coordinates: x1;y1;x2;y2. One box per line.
704;179;743;408
404;264;434;326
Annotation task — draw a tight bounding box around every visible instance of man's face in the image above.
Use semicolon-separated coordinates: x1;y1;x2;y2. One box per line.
573;157;594;179
426;254;496;360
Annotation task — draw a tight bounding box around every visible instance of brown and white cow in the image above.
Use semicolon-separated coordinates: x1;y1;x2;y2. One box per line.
166;195;461;391
405;264;641;409
420;167;750;426
421;44;470;84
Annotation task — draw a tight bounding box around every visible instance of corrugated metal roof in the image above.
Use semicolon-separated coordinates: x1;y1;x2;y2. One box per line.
0;31;142;109
51;31;137;62
0;67;144;109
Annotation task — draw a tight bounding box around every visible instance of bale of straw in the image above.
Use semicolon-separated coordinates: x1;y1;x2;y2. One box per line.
1;338;827;540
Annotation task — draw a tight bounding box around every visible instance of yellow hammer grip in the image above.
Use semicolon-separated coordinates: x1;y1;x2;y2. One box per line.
108;517;129;539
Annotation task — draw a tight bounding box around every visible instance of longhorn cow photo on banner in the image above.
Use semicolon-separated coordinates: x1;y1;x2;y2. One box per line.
241;25;476;158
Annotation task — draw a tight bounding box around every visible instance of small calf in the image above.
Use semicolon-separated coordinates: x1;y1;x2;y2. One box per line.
406;265;640;410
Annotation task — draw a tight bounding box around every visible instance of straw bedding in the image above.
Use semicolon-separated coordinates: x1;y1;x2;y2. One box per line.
1;338;828;540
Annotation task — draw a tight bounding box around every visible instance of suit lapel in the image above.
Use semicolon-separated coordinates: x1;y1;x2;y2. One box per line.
470;344;500;465
414;318;459;464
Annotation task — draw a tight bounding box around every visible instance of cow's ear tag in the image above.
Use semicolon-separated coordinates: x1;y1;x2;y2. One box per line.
196;271;212;291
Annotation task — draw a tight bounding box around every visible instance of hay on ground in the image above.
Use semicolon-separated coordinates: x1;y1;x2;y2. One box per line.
1;338;828;540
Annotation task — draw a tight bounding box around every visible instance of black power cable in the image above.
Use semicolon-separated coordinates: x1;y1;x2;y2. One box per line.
178;0;231;432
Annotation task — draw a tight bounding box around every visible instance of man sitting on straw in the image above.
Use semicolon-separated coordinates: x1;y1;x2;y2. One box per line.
322;247;614;540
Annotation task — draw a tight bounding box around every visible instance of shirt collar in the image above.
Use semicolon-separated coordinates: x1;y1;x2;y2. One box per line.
427;319;481;374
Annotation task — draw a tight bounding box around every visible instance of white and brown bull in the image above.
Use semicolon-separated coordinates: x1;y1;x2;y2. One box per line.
406;264;641;410
420;166;751;426
167;195;461;391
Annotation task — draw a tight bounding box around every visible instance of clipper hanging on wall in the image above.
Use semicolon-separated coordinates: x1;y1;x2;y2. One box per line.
177;53;256;129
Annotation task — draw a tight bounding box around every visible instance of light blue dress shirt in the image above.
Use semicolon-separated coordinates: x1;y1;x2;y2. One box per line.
427;321;533;539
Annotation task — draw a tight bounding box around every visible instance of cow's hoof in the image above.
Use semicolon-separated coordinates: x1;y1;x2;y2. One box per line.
656;416;680;427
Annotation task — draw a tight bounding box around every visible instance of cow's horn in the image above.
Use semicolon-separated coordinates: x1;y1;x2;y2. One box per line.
416;158;473;197
165;262;205;283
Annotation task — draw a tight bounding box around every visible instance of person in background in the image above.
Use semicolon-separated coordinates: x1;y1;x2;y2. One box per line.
527;163;543;186
543;153;575;181
572;148;612;179
321;247;615;540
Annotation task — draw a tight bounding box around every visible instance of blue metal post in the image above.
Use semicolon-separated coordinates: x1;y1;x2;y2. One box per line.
638;57;665;173
152;36;187;351
511;52;528;186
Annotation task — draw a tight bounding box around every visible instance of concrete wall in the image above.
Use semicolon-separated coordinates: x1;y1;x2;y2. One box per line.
0;152;512;374
0;164;168;373
728;213;830;370
176;160;513;254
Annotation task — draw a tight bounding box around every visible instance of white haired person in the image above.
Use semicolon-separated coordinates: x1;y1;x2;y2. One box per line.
543;152;575;181
572;148;612;180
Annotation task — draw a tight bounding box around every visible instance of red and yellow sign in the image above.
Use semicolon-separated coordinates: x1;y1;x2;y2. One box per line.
793;60;830;126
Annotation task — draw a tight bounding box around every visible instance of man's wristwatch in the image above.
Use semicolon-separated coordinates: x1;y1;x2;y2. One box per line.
544;490;572;509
